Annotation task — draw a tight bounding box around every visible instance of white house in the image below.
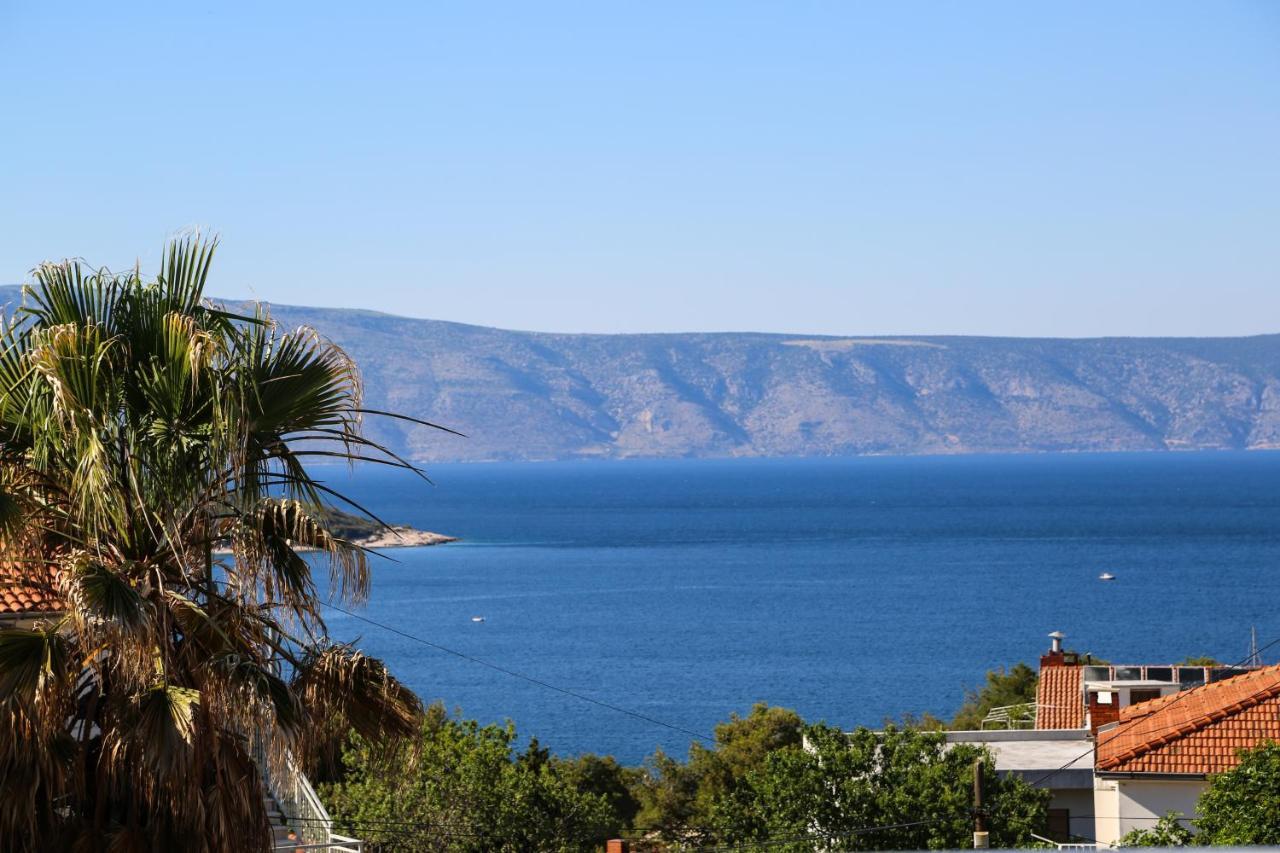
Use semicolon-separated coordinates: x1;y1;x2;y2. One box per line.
1093;661;1280;846
955;631;1266;847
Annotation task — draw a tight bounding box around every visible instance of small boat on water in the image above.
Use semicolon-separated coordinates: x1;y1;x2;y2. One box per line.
471;616;485;623
1098;572;1116;581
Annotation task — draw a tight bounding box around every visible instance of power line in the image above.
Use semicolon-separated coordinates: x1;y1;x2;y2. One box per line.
697;816;956;852
285;811;959;850
321;599;717;744
1024;634;1280;790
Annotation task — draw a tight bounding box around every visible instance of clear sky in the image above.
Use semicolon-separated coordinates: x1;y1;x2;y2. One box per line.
2;2;1277;337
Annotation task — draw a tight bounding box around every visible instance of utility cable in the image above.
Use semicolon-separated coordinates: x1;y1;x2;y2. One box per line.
1024;633;1280;790
321;598;717;744
696;816;957;851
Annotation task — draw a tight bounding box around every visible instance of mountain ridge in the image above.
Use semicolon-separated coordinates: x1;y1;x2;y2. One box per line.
3;284;1279;462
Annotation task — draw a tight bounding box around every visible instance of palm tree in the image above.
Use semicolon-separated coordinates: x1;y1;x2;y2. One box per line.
0;236;441;851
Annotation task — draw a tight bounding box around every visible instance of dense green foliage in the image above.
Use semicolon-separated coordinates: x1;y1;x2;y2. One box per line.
950;663;1039;729
632;703;804;846
1195;740;1280;844
1116;813;1195;847
321;704;1052;851
711;724;1049;851
1114;742;1280;847
320;704;630;852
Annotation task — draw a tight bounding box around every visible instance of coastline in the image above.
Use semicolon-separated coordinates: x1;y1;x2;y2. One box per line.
352;526;458;549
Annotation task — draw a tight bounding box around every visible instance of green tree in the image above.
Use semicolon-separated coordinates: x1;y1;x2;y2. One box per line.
633;703;804;846
0;238;430;851
1116;813;1195;847
320;704;623;852
951;663;1039;729
553;753;643;830
1196;740;1280;845
712;724;1049;852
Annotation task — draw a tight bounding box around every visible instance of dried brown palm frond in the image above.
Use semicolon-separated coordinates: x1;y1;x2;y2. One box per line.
0;235;448;852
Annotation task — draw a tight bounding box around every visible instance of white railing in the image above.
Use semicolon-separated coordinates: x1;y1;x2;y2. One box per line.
252;733;363;853
980;702;1038;729
274;839;363;853
1031;832;1109;850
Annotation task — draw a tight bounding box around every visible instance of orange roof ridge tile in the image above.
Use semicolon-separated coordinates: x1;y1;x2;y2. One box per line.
1097;663;1280;774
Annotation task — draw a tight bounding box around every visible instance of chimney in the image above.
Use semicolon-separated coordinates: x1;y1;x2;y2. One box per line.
607;841;630;853
1040;631;1075;668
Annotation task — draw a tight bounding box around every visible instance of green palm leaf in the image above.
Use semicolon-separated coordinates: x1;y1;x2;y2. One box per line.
0;234;442;851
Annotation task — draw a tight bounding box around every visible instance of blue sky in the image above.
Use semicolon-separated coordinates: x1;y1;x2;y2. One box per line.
2;1;1277;337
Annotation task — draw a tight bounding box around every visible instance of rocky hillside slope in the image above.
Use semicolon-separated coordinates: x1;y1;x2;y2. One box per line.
4;286;1279;462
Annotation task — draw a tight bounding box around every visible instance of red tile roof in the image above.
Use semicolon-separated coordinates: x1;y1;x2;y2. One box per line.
1036;665;1085;729
1096;663;1280;775
0;564;60;616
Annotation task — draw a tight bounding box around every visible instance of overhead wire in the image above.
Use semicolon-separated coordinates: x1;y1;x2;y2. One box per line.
283;812;961;850
310;601;1278;845
695;816;958;851
1023;633;1280;790
320;598;717;744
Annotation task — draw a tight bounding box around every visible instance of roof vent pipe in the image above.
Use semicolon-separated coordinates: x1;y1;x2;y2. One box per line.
1048;631;1065;654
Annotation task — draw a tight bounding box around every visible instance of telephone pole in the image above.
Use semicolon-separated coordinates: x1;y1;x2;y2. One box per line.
973;757;989;849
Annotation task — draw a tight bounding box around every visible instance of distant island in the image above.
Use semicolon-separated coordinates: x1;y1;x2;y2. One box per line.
319;507;457;549
5;285;1280;462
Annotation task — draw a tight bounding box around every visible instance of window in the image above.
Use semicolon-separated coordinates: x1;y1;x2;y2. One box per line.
1047;809;1070;841
1083;666;1110;682
1178;667;1205;688
1114;666;1143;681
1145;667;1173;682
1129;689;1160;705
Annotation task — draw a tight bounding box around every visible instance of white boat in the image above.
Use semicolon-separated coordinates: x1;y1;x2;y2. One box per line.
471;616;485;622
1098;572;1116;581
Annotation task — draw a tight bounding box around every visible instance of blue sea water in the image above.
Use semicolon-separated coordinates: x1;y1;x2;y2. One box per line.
320;452;1280;764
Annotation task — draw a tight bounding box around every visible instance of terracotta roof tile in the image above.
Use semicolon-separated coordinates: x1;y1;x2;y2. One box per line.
1036;665;1085;729
0;564;61;616
1096;663;1280;775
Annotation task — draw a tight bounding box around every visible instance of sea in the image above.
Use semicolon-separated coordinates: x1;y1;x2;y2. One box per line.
318;452;1280;764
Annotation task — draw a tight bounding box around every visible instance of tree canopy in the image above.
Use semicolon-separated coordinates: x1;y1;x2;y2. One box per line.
320;704;628;852
0;238;434;851
1116;813;1195;847
710;723;1048;851
950;663;1039;730
631;702;805;846
1195;740;1280;845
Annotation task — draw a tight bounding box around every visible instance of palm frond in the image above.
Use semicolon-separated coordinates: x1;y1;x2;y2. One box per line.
109;683;201;779
0;623;70;707
235;497;369;604
0;236;443;851
292;643;423;745
61;556;150;634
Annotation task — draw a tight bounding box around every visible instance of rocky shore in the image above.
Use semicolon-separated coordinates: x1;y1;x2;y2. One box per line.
351;526;458;549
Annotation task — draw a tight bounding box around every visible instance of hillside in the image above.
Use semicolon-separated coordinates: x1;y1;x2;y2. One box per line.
4;285;1280;462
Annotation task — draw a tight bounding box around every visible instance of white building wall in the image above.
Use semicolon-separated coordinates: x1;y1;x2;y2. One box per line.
1048;788;1095;842
1093;777;1205;846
